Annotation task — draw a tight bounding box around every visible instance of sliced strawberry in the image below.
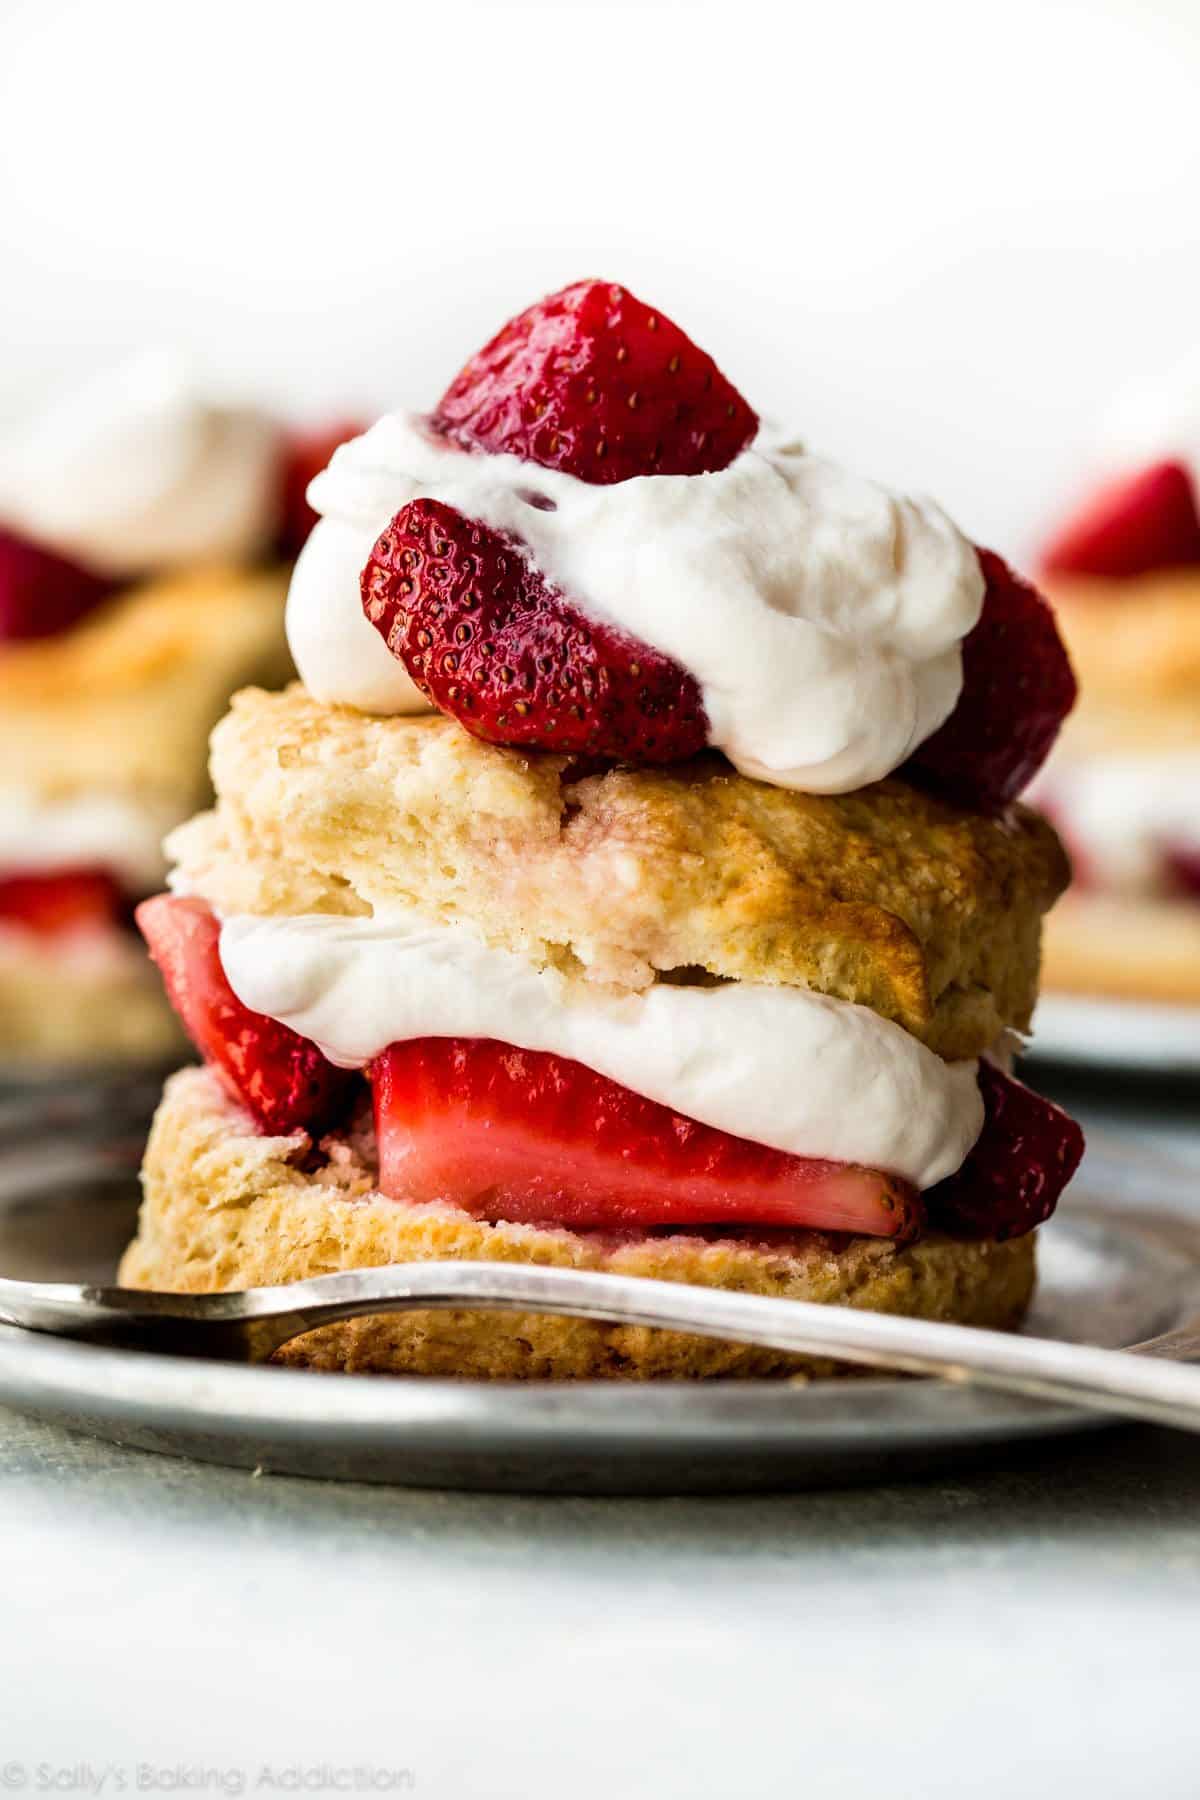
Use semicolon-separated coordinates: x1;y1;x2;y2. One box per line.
906;548;1077;811
0;527;114;642
926;1063;1083;1243
277;419;367;559
370;1037;923;1238
1041;459;1200;580
0;868;125;937
431;278;758;485
363;498;708;759
137;895;353;1134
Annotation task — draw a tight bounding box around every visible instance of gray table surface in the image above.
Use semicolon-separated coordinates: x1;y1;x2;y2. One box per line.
1;1069;1198;1799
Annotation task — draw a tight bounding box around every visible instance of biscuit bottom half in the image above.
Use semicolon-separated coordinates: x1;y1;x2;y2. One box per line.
121;1067;1036;1380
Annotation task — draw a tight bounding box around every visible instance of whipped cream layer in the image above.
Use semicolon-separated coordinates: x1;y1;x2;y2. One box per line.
287;414;985;795
0;789;175;892
1038;752;1200;896
0;351;282;579
219;911;985;1189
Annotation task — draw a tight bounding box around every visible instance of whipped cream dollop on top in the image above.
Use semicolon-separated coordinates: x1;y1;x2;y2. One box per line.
0;351;283;579
0;789;176;892
287;413;985;794
219;910;985;1189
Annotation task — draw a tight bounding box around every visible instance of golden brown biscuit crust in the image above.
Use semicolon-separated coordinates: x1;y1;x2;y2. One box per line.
0;565;292;810
120;1067;1036;1380
169;684;1068;1060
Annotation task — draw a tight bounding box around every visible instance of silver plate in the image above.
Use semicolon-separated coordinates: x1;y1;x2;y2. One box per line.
1027;994;1200;1075
0;1080;1195;1494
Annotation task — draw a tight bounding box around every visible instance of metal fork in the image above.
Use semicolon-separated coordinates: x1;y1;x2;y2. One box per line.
2;1260;1200;1430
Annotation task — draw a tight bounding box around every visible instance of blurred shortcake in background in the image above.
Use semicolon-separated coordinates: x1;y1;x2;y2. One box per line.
1035;355;1200;1006
0;351;359;1065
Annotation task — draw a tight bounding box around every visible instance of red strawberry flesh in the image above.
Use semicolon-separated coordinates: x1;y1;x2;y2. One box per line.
137;895;353;1135
277;420;368;560
926;1062;1083;1242
1041;459;1200;581
906;548;1077;811
370;1037;922;1238
363;497;708;760
0;527;115;642
0;868;125;937
431;279;758;486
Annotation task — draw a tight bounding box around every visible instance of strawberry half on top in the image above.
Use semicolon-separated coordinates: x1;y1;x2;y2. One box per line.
431;278;759;485
363;498;708;759
361;279;1077;792
359;277;756;760
360;279;752;760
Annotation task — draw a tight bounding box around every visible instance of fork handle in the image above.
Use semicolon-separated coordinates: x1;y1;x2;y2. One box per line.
7;1262;1200;1431
117;1264;1200;1429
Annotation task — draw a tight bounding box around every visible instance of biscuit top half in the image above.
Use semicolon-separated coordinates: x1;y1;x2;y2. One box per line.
170;684;1069;1062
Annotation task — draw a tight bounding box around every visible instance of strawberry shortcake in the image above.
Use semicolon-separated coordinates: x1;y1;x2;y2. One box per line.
121;282;1083;1378
0;353;360;1064
1035;376;1200;1005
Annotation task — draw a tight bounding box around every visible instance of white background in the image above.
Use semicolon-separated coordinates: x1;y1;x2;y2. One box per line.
0;0;1197;559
